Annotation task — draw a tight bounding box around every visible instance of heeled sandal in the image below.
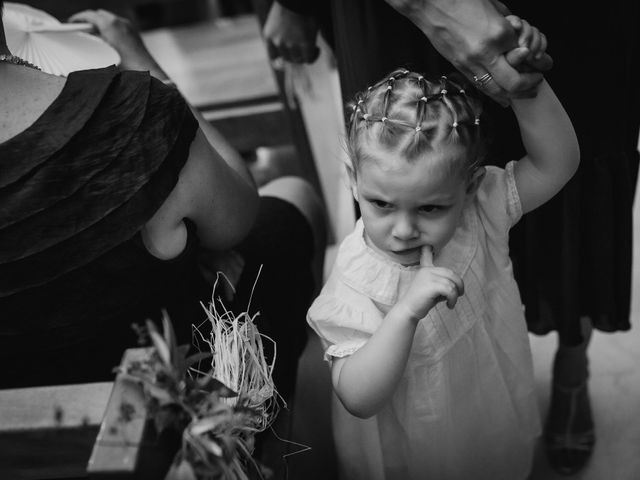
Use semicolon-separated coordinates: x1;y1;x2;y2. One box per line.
544;382;595;475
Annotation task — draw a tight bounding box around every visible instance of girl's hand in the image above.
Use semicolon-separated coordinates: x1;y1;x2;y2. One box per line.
396;246;464;322
504;15;548;68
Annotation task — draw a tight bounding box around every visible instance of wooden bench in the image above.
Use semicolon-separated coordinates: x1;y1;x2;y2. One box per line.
0;381;112;479
0;349;164;480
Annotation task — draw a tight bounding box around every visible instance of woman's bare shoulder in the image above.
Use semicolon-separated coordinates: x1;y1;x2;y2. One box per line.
0;69;66;143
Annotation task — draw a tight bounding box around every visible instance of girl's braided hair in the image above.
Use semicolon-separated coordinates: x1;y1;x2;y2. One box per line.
346;68;485;177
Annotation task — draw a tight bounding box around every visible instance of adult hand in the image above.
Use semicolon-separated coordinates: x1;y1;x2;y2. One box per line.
262;2;320;65
384;0;553;105
68;9;162;75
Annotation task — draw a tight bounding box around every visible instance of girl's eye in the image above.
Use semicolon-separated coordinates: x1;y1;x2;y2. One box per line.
371;200;392;209
420;205;443;214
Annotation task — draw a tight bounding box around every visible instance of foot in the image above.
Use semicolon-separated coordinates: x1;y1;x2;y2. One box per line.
544;382;595;475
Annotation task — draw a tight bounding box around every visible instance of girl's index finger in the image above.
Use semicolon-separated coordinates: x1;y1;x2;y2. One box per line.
420;246;434;267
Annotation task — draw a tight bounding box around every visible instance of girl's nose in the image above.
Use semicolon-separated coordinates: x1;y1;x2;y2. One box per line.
392;214;419;240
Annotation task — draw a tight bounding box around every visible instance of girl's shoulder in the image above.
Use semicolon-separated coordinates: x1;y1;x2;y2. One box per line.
475;161;523;238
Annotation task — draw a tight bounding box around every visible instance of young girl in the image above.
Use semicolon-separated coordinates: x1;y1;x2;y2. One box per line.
307;19;579;480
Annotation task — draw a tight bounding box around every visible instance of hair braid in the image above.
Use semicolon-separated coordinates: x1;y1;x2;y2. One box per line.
415;75;429;133
346;69;485;176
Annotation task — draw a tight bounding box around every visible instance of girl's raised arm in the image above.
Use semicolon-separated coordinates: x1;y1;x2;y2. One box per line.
511;80;579;214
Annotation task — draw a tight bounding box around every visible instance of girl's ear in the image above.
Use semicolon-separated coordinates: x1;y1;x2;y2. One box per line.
465;166;486;197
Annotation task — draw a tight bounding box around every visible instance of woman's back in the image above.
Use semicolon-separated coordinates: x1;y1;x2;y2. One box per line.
0;64;258;387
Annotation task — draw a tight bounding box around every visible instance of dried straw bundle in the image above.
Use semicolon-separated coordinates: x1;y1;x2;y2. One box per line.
120;271;282;479
193;272;281;433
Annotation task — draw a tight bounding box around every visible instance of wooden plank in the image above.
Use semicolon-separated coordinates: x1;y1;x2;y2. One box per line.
0;382;112;480
205;103;292;154
87;347;182;479
142;15;278;110
87;348;149;476
0;382;112;431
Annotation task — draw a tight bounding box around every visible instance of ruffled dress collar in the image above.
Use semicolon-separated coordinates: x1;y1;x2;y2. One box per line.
336;206;478;306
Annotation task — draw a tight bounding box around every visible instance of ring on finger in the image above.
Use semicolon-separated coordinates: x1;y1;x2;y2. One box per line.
473;73;493;86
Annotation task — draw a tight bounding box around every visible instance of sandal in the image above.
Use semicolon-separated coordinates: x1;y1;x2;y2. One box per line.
544;382;595;475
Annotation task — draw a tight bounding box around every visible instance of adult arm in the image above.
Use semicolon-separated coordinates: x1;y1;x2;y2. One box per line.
511;80;579;214
384;0;552;103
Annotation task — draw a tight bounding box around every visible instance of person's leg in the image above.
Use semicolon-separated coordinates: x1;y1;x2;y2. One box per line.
258;176;327;293
545;316;595;475
226;176;325;476
553;318;592;388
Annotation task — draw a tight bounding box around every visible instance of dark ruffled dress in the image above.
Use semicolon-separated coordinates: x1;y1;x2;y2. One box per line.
0;66;316;393
283;0;640;346
0;66;202;387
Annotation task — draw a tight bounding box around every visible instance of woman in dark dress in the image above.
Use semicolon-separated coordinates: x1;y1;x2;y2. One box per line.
263;0;640;474
0;3;324;413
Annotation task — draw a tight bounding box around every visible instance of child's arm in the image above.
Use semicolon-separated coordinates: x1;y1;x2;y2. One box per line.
505;19;580;213
331;248;464;418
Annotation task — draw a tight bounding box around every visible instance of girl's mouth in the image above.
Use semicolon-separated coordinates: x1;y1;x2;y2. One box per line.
392;246;421;256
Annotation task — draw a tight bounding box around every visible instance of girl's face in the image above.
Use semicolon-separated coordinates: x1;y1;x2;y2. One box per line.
352;146;479;266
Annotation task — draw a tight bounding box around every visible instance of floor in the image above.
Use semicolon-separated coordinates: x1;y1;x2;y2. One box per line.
139;14;640;480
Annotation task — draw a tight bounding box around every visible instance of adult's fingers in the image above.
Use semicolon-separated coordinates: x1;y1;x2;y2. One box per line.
486;54;544;95
68;10;103;30
527;26;542;54
517;19;533;48
505;47;530;68
504;15;522;30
